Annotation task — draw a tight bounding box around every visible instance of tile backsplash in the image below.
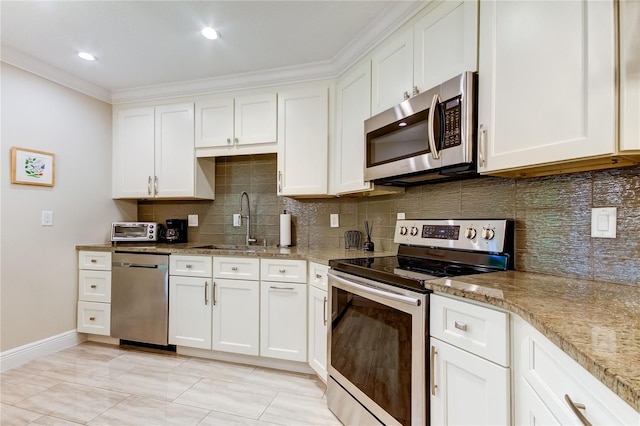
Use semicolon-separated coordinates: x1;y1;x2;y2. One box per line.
139;154;640;286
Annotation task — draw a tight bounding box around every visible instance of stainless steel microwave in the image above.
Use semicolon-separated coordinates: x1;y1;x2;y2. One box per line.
364;71;478;186
111;222;160;242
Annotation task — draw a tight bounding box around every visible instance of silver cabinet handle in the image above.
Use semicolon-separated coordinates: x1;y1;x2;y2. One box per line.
154;176;158;196
213;282;217;306
323;296;327;326
278;268;286;273
231;266;238;271
185;264;192;269
315;273;322;279
90;284;97;289
278;171;283;192
234;137;238;145
430;345;438;396
454;321;468;332
204;281;209;305
412;85;420;97
89;317;96;321
90;259;97;263
478;124;487;167
427;93;441;160
565;394;592;426
403;91;410;100
148;176;152;196
270;286;294;290
227;138;232;145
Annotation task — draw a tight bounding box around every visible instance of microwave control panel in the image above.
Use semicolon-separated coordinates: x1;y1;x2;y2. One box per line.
442;96;462;149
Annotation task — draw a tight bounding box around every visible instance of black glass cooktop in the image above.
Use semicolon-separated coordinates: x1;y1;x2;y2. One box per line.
329;255;502;293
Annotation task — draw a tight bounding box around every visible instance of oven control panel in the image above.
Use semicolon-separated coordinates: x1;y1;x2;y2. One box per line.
395;219;511;253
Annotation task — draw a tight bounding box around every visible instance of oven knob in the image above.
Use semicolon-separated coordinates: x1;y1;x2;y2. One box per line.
399;226;408;235
410;226;419;236
482;228;495;240
465;227;477;239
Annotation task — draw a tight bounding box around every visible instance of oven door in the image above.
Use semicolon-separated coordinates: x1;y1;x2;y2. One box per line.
327;271;428;426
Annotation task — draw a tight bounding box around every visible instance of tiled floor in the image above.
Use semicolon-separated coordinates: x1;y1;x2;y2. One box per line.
0;343;341;425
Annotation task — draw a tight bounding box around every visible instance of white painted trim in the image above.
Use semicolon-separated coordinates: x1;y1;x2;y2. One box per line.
0;330;85;372
177;346;315;375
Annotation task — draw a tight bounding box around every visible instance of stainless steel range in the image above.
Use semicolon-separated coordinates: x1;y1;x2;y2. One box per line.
327;219;514;426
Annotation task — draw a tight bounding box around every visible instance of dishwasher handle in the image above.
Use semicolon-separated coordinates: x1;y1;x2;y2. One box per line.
114;263;160;269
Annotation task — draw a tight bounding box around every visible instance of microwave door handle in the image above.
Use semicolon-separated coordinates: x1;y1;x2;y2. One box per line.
428;93;441;160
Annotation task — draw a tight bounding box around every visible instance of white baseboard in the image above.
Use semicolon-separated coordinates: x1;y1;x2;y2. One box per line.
0;330;85;372
177;346;315;375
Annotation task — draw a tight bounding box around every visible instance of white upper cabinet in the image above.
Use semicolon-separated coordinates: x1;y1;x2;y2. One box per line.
371;1;478;116
113;103;215;199
277;86;329;196
620;0;640;152
413;0;478;92
334;61;373;194
477;0;617;175
195;93;277;156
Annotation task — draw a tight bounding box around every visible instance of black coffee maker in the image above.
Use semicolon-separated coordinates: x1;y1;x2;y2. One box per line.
163;218;188;243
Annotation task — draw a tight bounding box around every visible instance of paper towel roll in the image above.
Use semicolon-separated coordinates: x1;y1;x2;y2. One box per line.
279;211;292;247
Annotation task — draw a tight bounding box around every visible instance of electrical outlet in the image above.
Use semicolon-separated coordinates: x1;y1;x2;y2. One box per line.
41;210;53;226
330;214;339;228
233;213;242;227
188;214;198;227
397;212;406;219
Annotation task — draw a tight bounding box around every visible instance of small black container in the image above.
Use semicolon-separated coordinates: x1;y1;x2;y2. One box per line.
363;238;375;252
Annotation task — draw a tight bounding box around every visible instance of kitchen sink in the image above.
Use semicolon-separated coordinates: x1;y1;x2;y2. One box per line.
193;244;265;253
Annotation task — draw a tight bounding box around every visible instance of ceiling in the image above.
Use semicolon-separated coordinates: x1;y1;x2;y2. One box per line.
1;1;425;103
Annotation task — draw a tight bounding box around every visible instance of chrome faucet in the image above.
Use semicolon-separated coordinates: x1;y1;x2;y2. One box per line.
239;191;257;245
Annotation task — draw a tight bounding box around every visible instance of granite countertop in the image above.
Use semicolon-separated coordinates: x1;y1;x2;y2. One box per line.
76;243;639;411
427;271;640;412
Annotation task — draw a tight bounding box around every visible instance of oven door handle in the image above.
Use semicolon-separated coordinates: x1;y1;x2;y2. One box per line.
329;272;421;306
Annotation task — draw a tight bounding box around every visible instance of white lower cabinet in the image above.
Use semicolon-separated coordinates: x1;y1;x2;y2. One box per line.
430;294;510;425
513;315;639;426
169;255;213;349
77;251;112;336
212;278;259;356
169;276;212;349
260;258;308;362
430;338;510;425
307;262;329;381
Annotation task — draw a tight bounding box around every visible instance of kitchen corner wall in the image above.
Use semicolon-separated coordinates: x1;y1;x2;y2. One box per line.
140;154;640;286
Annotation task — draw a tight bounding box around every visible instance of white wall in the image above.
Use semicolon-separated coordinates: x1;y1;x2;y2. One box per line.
0;63;136;352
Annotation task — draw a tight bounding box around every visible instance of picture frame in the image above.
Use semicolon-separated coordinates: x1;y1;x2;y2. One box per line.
10;147;56;187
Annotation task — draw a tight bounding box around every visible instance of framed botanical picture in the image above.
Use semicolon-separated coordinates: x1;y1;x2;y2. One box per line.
10;147;56;187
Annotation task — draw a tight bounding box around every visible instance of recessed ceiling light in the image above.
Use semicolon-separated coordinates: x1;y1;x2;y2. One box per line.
78;52;96;61
201;27;219;40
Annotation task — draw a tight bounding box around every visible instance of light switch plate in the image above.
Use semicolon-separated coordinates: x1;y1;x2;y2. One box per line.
330;214;339;228
41;210;53;226
591;207;616;238
188;214;198;227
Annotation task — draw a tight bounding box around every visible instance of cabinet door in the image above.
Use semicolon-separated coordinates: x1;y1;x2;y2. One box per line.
620;0;640;152
308;285;327;381
112;107;155;198
413;0;477;92
515;375;562;426
477;0;616;173
154;103;196;198
430;337;510;425
260;282;307;362
77;301;111;336
195;97;234;148
169;276;212;349
334;61;373;195
371;28;414;115
234;93;277;146
212;279;260;356
277;87;328;196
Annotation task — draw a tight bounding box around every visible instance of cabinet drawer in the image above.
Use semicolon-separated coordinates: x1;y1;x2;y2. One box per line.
213;257;260;280
77;301;111;336
430;294;509;366
514;316;639;425
308;262;329;291
261;259;307;283
78;270;111;303
78;251;112;271
170;255;212;277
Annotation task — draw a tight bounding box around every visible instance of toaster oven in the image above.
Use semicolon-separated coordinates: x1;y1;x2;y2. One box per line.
111;222;160;242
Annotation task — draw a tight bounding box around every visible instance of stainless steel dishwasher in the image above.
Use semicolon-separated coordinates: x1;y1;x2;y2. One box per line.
111;252;169;346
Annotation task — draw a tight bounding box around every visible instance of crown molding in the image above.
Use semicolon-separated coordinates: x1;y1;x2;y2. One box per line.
1;46;111;103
